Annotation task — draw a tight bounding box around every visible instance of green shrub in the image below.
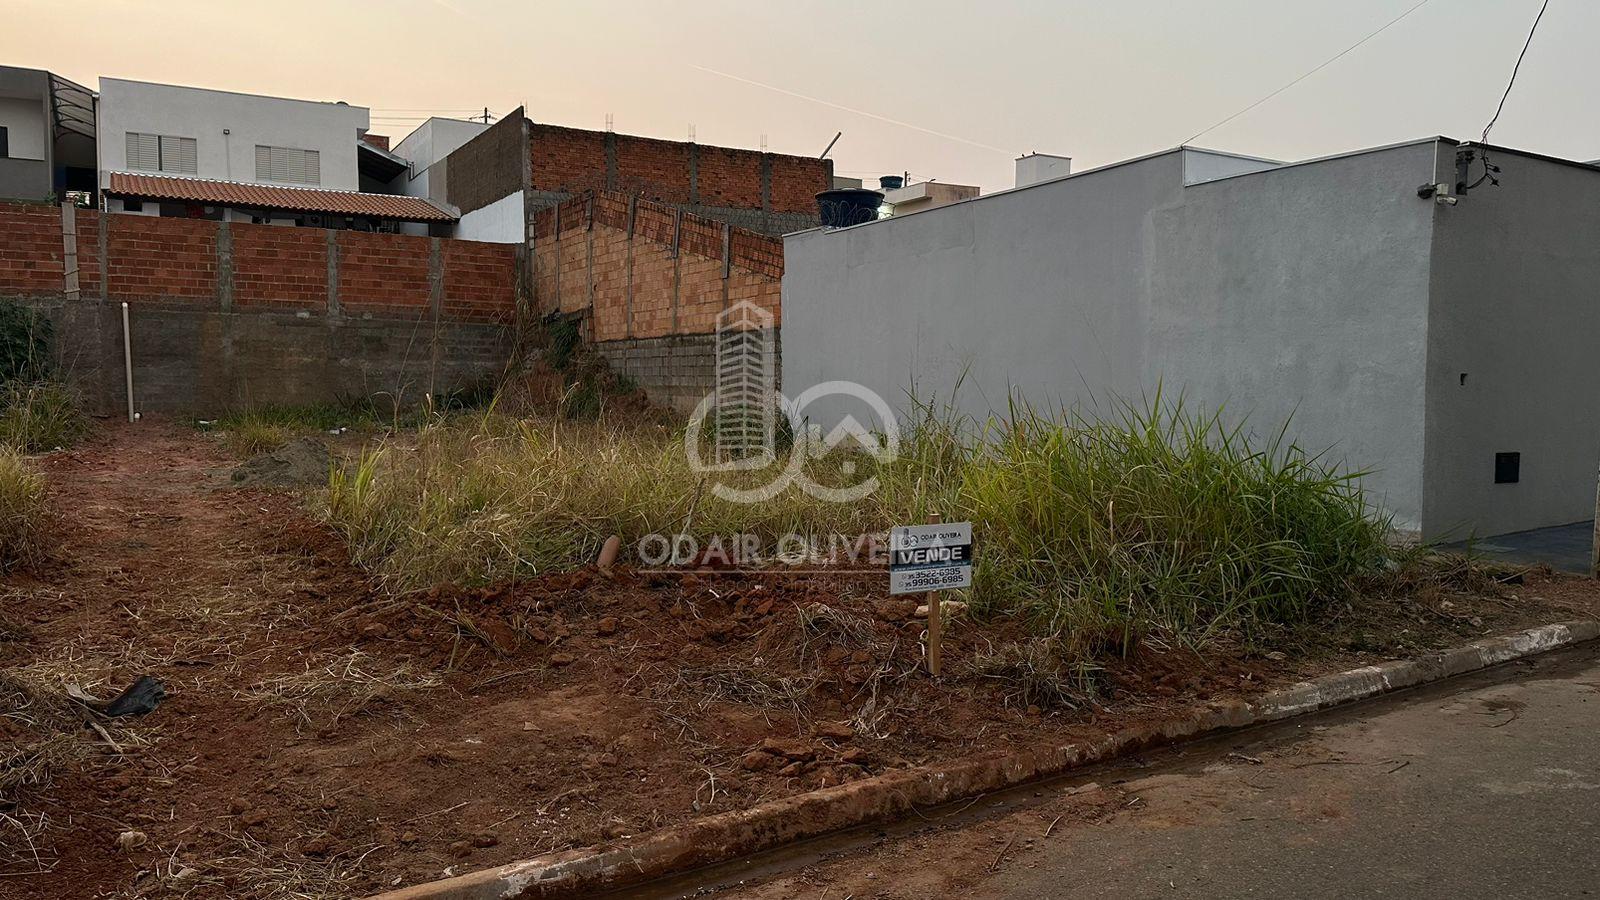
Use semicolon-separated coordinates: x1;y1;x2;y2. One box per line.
0;449;47;570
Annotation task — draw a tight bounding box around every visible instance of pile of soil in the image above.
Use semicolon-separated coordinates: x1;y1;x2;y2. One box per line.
230;436;332;487
5;421;1599;898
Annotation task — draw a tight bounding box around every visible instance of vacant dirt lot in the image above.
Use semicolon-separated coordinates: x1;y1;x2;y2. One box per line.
3;422;1598;898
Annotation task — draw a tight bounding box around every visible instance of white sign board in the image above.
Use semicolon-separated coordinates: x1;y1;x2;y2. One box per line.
889;521;973;595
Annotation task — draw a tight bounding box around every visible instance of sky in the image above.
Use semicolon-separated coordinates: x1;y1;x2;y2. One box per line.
5;0;1594;192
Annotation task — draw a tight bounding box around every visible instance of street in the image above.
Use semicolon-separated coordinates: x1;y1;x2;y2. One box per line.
645;642;1600;899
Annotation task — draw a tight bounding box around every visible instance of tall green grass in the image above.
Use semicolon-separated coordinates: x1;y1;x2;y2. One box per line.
949;398;1387;649
323;397;1389;648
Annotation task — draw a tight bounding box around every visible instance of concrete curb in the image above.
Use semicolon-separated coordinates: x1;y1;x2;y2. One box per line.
374;620;1600;900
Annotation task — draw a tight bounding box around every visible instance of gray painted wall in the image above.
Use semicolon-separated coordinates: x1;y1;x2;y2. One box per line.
784;150;1182;438
783;142;1446;534
1424;147;1600;538
1148;142;1439;532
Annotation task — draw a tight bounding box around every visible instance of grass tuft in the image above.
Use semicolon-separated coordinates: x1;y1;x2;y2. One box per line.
0;449;47;571
0;382;89;453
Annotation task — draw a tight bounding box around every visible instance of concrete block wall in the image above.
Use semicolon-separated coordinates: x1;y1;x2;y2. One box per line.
0;200;520;415
528;192;783;412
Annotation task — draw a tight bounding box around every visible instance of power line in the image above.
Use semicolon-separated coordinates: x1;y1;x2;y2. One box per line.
1183;0;1434;145
1481;0;1550;144
690;64;1016;156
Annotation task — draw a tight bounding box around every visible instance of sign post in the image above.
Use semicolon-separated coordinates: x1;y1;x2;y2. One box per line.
890;516;973;677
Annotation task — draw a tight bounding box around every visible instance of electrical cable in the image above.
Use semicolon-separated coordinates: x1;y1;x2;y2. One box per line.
1481;0;1550;145
1183;0;1433;145
1470;0;1551;191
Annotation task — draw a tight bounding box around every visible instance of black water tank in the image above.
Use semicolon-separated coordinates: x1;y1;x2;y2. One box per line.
879;175;904;191
815;188;884;228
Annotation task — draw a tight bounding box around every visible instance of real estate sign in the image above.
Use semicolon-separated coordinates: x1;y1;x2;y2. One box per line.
889;521;973;595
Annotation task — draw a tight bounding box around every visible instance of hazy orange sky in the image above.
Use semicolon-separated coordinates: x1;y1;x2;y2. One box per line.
6;0;1594;191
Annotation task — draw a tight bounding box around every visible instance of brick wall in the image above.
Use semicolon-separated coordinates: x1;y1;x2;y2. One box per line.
232;222;327;311
0;201;521;414
0;203;66;295
107;216;216;303
528;191;782;412
529;124;609;196
524;123;830;236
337;231;433;316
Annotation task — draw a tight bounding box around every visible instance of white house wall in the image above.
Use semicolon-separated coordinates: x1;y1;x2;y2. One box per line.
96;78;369;190
453;191;524;243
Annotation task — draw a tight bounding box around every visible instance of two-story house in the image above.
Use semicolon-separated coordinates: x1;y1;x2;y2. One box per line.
95;77;454;231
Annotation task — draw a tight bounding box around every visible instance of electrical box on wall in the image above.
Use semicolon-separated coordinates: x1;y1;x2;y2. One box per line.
1495;452;1521;484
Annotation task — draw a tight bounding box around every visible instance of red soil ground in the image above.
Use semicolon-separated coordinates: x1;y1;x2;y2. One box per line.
3;422;1597;898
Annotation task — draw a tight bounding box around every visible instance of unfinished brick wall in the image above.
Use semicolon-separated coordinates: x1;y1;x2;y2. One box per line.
0;204;65;295
528;191;782;411
337;231;433;316
107;215;216;303
524;123;830;236
232;223;327;311
0;201;520;413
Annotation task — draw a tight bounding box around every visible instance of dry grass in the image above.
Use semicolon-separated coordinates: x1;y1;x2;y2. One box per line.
236;650;445;731
323;415;889;591
678;662;818;716
793;602;878;665
970;636;1099;710
0;448;46;571
135;831;380;900
0;381;90;453
0;668;152;876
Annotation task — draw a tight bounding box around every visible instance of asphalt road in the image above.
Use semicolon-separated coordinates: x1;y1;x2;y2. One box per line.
643;641;1600;900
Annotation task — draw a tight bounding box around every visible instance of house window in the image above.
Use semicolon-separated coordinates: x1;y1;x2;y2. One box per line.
254;145;320;185
126;132;197;174
0;126;9;158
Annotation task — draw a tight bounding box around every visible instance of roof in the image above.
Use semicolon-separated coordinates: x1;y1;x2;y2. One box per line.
358;140;410;183
106;172;457;222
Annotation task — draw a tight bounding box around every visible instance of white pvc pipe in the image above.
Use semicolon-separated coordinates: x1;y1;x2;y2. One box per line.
121;301;134;423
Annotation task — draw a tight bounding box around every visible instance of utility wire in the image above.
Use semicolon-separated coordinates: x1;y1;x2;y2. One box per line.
1481;0;1550;144
1183;0;1433;145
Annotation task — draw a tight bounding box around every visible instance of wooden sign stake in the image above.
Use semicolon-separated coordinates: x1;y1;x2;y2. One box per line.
926;512;942;676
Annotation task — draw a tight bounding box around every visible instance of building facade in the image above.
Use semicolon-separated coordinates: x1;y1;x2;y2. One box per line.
0;65;96;203
387;108;833;244
94;77;450;229
783;138;1600;542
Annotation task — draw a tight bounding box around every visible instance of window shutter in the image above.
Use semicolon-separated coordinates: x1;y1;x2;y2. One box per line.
161;135;197;174
127;132;160;170
255;145;320;185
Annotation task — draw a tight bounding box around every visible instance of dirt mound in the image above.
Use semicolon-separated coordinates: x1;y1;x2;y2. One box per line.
231;436;332;487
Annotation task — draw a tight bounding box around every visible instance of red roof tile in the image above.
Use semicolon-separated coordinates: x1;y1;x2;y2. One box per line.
106;172;457;222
